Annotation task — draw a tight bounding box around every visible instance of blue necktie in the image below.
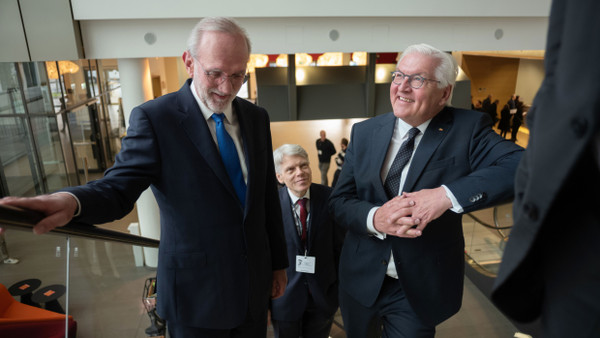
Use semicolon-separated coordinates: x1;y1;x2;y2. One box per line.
211;113;246;207
384;127;420;200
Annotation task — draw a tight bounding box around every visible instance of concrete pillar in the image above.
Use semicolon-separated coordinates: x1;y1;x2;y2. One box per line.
117;58;160;268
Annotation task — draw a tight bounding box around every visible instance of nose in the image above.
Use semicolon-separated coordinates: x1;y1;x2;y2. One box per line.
217;76;235;93
394;76;411;91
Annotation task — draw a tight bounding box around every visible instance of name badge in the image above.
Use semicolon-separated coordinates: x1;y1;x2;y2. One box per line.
296;255;316;274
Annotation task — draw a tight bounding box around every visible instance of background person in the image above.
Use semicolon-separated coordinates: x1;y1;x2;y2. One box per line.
315;130;336;186
271;144;345;338
0;232;19;264
0;17;287;338
329;43;523;337
331;138;348;188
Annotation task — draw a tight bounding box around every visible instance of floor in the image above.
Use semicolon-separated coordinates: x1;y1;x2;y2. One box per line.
0;128;530;338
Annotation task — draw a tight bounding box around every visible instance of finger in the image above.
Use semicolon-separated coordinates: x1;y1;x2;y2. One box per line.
394;225;421;238
33;212;69;235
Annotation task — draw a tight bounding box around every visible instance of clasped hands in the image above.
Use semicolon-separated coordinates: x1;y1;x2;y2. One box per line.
373;186;452;238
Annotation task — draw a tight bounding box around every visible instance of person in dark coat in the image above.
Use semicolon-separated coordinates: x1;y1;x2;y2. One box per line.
271;144;345;338
498;103;512;138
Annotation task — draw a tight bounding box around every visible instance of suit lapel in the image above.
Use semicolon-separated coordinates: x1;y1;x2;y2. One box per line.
307;185;320;250
372;113;398;202
233;98;251;211
280;188;303;251
177;80;239;204
403;107;453;192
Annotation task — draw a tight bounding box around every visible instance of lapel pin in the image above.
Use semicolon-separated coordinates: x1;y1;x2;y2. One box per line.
438;128;444;131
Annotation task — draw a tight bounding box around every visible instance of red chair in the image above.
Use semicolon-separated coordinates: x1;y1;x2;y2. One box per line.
0;283;77;338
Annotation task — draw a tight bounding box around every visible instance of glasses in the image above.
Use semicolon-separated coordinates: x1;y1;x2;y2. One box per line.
197;60;249;86
391;71;440;89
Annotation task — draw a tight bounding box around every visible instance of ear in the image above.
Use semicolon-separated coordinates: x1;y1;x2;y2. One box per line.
275;172;285;185
182;51;194;77
439;85;452;106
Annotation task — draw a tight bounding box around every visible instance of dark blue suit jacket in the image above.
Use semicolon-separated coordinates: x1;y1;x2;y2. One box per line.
63;80;287;329
271;184;344;321
329;107;523;325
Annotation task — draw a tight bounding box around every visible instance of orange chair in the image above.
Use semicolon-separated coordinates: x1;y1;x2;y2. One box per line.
0;283;77;338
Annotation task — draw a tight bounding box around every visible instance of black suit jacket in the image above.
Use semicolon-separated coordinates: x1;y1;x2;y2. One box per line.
492;0;600;330
271;184;345;321
329;107;523;325
63;79;287;329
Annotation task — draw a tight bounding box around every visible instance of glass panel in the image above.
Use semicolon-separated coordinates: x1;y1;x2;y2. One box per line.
29;116;70;192
99;60;125;161
56;112;79;186
0;230;69;336
45;61;66;113
67;105;101;175
0;63;25;116
0;115;41;196
66;236;156;337
20;63;54;116
58;60;90;109
463;204;513;275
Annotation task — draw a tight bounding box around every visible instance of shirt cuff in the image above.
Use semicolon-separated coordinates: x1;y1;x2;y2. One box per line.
53;192;81;217
367;207;386;240
442;185;463;213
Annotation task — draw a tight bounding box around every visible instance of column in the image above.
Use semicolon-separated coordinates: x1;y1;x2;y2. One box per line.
117;58;160;268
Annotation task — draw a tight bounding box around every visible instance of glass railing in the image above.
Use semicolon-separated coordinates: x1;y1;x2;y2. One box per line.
0;204;160;338
1;202;512;337
463;203;513;277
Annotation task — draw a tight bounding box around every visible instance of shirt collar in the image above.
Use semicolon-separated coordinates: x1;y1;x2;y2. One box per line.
287;187;311;205
190;80;234;122
396;117;432;138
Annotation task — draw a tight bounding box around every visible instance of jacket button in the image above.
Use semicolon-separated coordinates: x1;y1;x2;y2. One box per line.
522;202;539;221
570;117;588;137
381;260;388;265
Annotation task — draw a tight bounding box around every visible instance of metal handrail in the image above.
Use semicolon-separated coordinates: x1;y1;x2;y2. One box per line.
0;204;159;248
465;210;513;230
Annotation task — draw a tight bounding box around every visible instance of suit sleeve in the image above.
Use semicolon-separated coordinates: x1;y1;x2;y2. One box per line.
444;113;523;212
262;113;288;271
329;125;378;236
63;106;158;224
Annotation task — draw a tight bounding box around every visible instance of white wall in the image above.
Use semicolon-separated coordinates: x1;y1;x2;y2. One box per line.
71;0;551;19
73;0;552;60
516;59;545;105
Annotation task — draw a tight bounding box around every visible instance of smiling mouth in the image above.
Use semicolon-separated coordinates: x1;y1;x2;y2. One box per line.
399;96;414;103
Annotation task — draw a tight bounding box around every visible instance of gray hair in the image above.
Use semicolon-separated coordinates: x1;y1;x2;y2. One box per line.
186;17;252;58
398;43;458;89
273;144;309;174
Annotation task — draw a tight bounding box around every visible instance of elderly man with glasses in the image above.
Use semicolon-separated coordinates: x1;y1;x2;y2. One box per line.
0;17;288;338
329;43;524;337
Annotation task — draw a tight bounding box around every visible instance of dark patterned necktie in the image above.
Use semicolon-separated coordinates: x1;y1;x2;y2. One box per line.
297;198;308;243
211;113;246;207
384;127;420;199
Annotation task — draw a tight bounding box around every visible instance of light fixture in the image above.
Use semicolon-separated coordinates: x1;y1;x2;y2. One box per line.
45;61;80;79
276;54;288;67
247;54;269;72
352;52;367;66
274;54;314;67
295;53;313;66
295;69;306;83
317;52;343;66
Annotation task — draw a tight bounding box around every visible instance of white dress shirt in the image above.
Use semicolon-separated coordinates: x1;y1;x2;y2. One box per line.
366;117;461;278
287;188;311;236
190;80;248;183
